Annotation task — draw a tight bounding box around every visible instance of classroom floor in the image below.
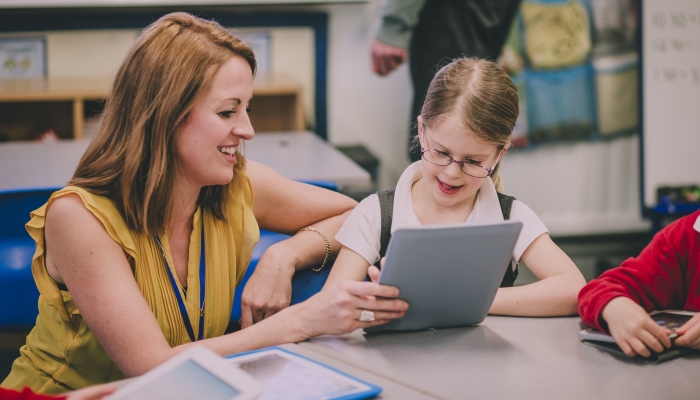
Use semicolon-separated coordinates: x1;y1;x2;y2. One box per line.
0;232;651;383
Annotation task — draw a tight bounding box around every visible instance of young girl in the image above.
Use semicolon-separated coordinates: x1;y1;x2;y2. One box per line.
324;58;585;316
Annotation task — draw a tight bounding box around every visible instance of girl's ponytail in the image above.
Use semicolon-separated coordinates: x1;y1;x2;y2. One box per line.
490;165;504;193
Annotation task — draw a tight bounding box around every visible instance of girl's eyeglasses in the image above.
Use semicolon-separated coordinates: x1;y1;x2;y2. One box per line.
420;147;504;178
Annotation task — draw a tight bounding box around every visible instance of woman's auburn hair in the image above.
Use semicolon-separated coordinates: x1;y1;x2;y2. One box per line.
69;12;256;234
419;57;519;192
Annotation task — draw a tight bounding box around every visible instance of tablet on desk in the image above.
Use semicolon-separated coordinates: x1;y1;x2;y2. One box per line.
226;347;381;400
580;310;697;343
580;311;698;363
107;345;262;400
365;221;523;333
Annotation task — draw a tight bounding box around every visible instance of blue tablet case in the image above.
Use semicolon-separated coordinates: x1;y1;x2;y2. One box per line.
226;346;382;400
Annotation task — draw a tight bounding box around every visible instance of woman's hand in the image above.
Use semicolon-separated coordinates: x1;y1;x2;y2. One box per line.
295;280;408;339
240;244;296;328
673;313;700;349
601;297;672;357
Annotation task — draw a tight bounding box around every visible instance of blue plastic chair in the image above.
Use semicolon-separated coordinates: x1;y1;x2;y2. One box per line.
0;181;338;328
0;187;59;328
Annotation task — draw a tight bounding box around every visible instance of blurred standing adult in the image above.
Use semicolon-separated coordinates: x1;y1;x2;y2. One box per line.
371;0;522;161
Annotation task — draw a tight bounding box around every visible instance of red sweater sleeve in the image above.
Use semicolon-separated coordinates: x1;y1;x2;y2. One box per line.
578;211;699;332
0;387;66;400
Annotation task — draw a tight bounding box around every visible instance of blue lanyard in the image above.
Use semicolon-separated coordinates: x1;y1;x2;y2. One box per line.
154;216;206;342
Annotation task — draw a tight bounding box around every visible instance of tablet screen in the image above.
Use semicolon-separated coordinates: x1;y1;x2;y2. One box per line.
652;312;693;332
117;360;241;400
229;350;367;400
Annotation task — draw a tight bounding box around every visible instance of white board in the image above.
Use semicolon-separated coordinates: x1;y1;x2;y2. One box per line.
642;0;700;208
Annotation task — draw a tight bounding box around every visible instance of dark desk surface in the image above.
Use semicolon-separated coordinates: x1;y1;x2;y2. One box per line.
298;316;700;400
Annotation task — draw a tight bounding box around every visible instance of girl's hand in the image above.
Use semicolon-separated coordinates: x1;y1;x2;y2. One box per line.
601;297;672;357
368;264;381;283
673;313;700;349
296;280;408;339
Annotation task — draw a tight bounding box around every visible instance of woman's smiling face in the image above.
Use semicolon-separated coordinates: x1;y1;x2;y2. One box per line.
175;55;254;189
418;113;502;209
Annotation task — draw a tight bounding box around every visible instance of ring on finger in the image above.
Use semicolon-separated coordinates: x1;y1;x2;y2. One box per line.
358;310;375;322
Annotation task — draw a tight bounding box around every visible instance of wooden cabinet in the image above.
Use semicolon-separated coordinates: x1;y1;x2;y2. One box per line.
0;79;107;141
0;74;305;142
250;74;306;133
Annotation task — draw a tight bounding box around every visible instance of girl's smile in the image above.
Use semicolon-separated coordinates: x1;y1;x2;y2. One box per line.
411;113;506;225
437;178;463;195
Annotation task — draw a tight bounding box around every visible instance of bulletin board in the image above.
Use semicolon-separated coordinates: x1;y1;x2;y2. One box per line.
641;0;700;209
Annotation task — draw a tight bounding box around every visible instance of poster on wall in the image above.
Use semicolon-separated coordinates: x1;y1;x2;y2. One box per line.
0;38;46;79
500;0;639;148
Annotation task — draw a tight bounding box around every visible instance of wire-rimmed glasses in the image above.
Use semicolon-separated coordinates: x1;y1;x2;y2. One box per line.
420;147;504;178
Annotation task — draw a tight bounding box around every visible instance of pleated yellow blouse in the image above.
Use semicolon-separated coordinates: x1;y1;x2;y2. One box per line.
2;175;259;394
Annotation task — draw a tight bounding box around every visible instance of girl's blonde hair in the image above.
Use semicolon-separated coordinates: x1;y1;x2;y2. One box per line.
69;12;256;234
419;57;519;192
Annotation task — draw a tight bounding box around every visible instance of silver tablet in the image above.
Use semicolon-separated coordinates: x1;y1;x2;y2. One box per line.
365;221;522;333
107;345;262;400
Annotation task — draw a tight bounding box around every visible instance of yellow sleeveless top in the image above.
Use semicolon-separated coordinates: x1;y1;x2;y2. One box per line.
1;175;259;394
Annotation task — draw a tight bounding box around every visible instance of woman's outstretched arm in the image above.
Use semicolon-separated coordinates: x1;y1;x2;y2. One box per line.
241;161;358;326
45;194;406;378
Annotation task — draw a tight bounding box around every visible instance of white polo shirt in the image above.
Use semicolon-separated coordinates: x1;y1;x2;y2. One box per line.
336;161;549;267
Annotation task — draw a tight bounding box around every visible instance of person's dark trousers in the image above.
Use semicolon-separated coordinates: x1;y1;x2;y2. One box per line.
407;0;522;161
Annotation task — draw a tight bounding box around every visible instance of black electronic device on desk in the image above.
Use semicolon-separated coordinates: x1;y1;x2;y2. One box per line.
580;310;698;363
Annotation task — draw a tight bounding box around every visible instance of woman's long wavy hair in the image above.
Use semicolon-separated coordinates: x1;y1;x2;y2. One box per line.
418;58;519;192
69;12;256;234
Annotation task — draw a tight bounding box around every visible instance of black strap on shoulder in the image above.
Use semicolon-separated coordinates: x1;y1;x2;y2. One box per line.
496;192;517;287
377;189;395;265
497;192;515;220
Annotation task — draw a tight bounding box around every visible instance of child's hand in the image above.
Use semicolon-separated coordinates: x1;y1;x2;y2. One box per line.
601;297;673;357
673;313;700;349
368;265;381;283
365;258;386;283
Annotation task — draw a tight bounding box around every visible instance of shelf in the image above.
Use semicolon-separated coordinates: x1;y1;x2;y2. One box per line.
0;78;109;102
0;74;305;141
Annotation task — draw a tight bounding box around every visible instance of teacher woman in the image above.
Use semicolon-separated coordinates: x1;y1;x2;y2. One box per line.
2;12;407;394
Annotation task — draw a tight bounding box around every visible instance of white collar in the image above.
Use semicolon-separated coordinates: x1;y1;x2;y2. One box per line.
390;161;505;234
694;214;700;233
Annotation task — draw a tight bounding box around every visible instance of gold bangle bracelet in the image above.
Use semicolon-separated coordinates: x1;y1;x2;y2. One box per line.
299;226;331;272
